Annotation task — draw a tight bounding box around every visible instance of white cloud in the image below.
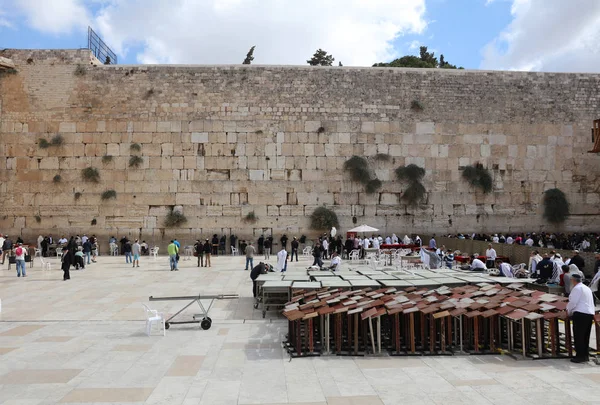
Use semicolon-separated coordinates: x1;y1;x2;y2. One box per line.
481;0;600;72
13;0;90;34
0;8;13;28
90;0;427;66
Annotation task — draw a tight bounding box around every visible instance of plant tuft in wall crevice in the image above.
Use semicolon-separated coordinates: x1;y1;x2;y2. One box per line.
395;164;426;206
164;209;188;228
101;189;117;200
543;188;570;224
461;162;493;194
310;206;340;230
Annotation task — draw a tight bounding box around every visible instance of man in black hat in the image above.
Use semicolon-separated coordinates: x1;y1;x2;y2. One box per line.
291;237;299;262
567;273;595;363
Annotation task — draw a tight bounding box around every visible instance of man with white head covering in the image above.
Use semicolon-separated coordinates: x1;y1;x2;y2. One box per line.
499;261;514;278
392;234;399;244
551;253;565;283
403;235;411;245
277;247;288;272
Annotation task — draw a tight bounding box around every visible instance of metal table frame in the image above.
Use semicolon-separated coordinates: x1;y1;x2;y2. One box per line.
149;294;238;330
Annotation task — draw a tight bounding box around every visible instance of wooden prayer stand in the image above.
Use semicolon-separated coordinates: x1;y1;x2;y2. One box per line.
562;314;573;358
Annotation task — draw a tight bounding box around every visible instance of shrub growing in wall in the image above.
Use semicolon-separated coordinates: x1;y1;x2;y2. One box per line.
164;209;188;228
543;188;570;224
461;163;493;194
82;167;100;183
101;190;117;200
310;207;339;230
243;211;258;223
395;164;426;206
129;156;143;168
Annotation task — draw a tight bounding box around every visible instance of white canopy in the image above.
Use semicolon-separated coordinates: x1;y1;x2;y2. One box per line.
348;225;379;233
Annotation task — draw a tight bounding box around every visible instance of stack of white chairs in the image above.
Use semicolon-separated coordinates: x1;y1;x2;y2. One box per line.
231;247;238;256
150;247;159;260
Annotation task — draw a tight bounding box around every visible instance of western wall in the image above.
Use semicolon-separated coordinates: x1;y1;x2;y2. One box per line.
0;49;599;249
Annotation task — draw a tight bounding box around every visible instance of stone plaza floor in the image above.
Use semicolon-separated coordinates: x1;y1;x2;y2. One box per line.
1;253;600;405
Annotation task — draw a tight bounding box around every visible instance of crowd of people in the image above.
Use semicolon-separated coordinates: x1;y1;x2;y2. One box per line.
445;231;599;252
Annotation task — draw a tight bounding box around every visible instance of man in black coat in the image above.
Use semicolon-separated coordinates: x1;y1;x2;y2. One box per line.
537;254;554;280
281;234;288;250
62;248;72;280
257;235;264;255
194;240;204;267
203;239;212;267
569;250;585;271
250;262;270;298
290;237;299;262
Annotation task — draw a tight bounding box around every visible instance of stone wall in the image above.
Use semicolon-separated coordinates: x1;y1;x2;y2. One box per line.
0;49;599;250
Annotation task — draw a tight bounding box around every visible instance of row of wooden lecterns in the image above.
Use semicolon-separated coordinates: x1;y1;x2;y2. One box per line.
282;283;600;359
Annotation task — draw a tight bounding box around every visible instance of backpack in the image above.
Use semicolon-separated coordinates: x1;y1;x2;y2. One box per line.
15;247;23;256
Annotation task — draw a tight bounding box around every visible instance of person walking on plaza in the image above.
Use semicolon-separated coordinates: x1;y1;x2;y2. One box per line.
485;243;497;269
203;239;212;267
245;242;255;271
61;247;72;280
82;238;92;265
132;239;141;268
1;235;12;265
567;273;595;363
124;240;133;264
291;237;299;262
194;240;204;267
14;243;27;277
168;240;179;271
264;237;271;260
312;243;323;269
322;237;329;260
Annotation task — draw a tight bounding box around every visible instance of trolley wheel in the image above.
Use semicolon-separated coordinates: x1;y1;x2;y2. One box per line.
201;318;212;330
206;317;212;323
165;322;170;330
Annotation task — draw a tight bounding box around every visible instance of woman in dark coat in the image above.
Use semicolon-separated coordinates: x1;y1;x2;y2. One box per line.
62;248;72;280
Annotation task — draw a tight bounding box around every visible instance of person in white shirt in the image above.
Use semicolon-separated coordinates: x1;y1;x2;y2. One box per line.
581;239;591;251
506;236;514;245
322;238;329;260
551;254;565;284
566;273;595;363
82;234;88;244
385;236;392;245
328;252;341;271
499;261;514;278
372;238;380;250
528;251;542;275
363;237;370;249
391;234;399;244
58;236;68;245
525;237;534;247
470;256;487;271
485;244;497;269
37;235;44;250
403;235;411;245
492;234;499;243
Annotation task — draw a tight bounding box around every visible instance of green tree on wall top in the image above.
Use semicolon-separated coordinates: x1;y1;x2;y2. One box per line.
307;49;335;66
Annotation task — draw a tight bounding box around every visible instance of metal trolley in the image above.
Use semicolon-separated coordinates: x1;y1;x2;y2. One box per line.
149;294;238;330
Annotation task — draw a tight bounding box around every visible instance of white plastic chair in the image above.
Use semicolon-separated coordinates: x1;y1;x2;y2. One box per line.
184;246;193;261
34;248;42;258
150;247;159;260
39;256;52;271
143;304;165;336
302;246;312;257
231;247;238;256
55;247;63;258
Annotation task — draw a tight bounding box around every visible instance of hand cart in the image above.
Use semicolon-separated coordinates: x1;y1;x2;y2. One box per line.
149;294;238;330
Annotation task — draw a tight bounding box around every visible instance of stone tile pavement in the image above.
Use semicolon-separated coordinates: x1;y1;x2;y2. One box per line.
0;254;599;404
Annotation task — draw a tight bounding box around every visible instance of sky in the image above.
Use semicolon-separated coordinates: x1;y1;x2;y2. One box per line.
1;0;599;72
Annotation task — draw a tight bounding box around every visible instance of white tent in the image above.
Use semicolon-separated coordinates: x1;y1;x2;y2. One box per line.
348;225;379;233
